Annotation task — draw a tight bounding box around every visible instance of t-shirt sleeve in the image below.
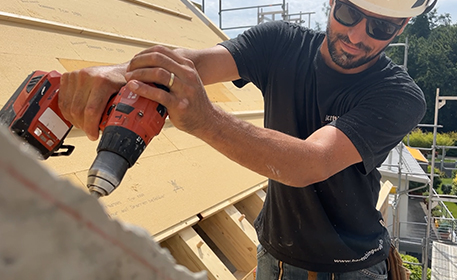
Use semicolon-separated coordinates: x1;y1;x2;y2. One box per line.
330;81;426;174
218;21;293;91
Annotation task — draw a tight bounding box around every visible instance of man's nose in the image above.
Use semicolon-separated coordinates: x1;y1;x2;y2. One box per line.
346;18;369;45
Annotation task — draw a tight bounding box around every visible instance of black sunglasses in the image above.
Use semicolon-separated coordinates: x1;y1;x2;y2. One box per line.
333;0;404;41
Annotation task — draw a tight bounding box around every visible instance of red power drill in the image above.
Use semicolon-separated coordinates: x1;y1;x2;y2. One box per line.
0;70;168;197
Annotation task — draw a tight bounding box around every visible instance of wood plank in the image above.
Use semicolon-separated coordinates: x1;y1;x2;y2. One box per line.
224;205;259;246
1;0;223;49
200;181;267;219
234;189;266;226
240;267;256;280
377;181;393;224
123;0;193;20
70;146;265;237
161;227;236;280
199;206;257;273
0;0;266;259
377;180;393;210
154;216;200;243
205;83;240;103
0;11;180;49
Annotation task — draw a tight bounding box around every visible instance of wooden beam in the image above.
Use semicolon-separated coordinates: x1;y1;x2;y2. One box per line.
199;206;257;274
377;181;393;224
161;227;236;280
224;205;259;246
234;189;266;226
154;216;200;242
200;181;267;219
240;267;256;280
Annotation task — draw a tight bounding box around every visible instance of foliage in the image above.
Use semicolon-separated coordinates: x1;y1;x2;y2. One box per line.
441;184;452;194
404;129;457;149
427;166;443;189
452;171;457;195
431;204;444;217
452;176;457;195
400;254;431;280
409;181;428;194
449;132;457;143
386;10;457;133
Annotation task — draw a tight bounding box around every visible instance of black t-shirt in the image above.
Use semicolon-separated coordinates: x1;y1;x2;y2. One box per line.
219;21;426;272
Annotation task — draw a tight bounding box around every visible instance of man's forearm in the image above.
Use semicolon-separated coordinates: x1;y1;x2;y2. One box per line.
173;46;240;85
191;105;331;187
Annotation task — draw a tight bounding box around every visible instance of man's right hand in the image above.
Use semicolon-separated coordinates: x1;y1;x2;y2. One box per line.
58;63;128;141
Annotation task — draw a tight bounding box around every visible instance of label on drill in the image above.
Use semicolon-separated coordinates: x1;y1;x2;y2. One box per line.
38;108;70;140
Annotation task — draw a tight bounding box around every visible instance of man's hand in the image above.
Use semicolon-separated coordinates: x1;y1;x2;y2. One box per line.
124;45;216;137
58;64;128;140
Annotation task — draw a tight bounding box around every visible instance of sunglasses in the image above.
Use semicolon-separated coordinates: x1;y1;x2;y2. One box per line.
333;0;404;41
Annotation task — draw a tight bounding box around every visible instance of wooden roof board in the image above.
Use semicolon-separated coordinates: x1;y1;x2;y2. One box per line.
1;0;265;238
42;117;264;236
73;144;265;235
4;0;223;48
0;20;147;106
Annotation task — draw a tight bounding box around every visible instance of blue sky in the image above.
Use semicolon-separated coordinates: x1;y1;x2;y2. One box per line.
196;0;457;38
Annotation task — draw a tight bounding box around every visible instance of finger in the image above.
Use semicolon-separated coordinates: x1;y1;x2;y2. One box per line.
128;47;192;78
127;52;176;75
126;80;178;110
58;71;88;130
134;45;188;66
68;72;90;131
125;67;173;90
58;73;72;121
83;87;112;141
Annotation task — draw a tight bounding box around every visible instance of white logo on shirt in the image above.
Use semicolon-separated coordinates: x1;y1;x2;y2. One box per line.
324;115;339;122
333;239;384;263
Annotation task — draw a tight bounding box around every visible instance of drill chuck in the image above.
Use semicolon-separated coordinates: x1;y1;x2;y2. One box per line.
87;150;129;197
87;125;146;197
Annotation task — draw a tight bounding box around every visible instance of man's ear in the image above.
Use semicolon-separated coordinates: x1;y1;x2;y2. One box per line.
397;18;411;36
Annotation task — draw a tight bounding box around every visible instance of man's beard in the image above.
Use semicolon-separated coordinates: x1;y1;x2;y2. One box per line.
326;26;387;70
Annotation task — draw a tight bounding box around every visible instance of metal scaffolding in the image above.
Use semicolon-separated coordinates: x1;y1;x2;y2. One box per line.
422;89;457;279
217;1;315;31
391;89;457;280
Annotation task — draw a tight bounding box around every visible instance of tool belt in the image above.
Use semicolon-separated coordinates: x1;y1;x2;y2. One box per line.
387;243;410;280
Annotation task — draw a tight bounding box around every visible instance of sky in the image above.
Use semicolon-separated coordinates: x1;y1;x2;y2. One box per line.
196;0;457;38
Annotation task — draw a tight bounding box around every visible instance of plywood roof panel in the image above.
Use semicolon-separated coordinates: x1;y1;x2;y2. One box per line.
4;0;223;48
0;0;265;238
73;145;265;235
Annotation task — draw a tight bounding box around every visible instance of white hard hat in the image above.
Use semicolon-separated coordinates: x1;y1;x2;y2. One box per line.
348;0;438;18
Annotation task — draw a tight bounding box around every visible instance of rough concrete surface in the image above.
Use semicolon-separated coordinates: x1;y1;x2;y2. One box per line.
0;125;206;280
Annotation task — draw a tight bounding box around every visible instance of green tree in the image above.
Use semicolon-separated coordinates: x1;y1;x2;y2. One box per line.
403;129;456;149
407;14;431;38
387;10;457;132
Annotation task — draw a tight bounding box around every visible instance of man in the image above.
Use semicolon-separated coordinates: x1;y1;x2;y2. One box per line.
59;0;437;279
